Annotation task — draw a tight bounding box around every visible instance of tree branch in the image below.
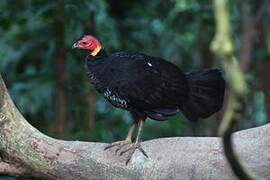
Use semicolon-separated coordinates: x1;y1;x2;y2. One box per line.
0;75;269;179
0;162;28;177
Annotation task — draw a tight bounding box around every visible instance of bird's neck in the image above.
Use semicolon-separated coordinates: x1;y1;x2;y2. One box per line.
85;48;108;74
85;48;108;92
87;48;108;62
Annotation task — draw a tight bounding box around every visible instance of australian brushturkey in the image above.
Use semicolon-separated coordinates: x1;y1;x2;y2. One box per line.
73;35;225;164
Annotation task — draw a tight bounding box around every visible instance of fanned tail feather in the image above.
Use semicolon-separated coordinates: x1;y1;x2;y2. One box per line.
182;69;225;121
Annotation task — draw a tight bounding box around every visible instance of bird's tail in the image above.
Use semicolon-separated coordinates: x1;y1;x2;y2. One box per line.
182;69;225;121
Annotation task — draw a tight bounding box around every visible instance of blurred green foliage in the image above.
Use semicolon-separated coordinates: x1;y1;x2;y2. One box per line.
0;2;269;176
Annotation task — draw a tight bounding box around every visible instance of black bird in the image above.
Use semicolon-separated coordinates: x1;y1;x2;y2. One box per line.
73;35;225;164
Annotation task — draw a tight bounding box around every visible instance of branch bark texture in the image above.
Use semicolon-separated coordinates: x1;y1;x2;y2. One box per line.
0;75;269;179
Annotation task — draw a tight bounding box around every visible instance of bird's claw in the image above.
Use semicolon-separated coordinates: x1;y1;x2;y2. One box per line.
119;142;148;165
104;140;148;165
104;139;132;151
115;142;131;154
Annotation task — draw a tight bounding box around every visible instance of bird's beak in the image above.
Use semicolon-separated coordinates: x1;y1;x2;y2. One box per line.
72;42;79;49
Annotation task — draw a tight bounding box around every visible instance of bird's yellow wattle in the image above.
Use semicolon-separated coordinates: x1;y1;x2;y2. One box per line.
91;46;102;56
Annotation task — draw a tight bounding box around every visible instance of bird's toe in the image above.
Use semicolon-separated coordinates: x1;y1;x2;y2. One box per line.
117;142;148;165
104;139;132;151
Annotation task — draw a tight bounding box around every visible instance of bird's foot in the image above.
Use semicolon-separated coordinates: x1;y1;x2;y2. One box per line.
104;139;132;154
119;142;148;165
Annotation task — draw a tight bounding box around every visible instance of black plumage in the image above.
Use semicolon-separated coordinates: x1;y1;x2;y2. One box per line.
73;34;225;164
85;50;225;121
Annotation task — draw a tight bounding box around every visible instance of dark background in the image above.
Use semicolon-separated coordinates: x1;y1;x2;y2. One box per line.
0;1;269;178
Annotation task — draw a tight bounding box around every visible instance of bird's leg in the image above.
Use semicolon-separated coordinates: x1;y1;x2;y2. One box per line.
104;123;135;151
114;123;138;154
119;116;148;164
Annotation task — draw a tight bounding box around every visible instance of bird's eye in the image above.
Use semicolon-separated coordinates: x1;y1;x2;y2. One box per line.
82;42;87;45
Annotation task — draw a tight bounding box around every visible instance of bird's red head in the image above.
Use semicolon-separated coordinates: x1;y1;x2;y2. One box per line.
72;35;102;56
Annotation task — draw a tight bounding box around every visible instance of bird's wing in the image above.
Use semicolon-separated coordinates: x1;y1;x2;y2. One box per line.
102;53;189;114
